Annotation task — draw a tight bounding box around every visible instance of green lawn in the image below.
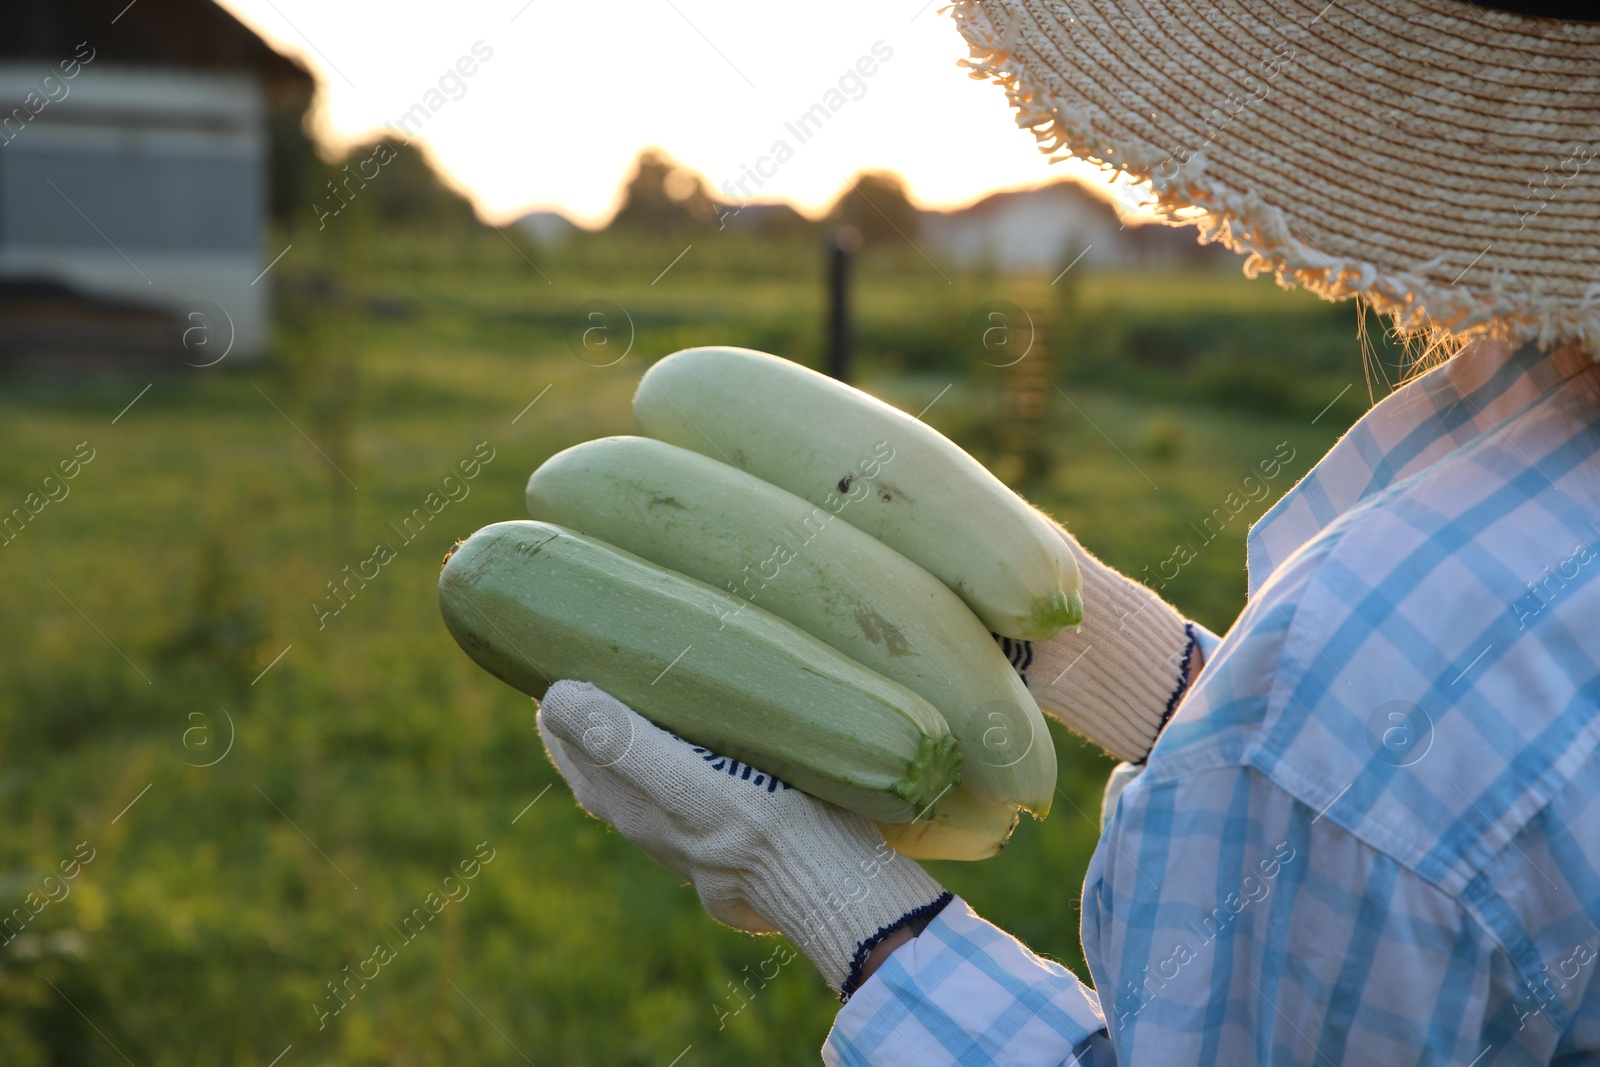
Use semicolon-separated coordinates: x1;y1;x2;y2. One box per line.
0;228;1376;1064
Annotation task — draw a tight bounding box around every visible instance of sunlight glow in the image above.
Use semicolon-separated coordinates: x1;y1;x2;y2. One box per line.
214;0;1162;228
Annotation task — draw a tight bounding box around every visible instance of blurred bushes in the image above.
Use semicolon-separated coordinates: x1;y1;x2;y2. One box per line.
1057;299;1383;421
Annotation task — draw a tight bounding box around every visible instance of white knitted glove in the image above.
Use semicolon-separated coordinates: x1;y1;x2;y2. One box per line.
996;523;1200;764
537;679;952;996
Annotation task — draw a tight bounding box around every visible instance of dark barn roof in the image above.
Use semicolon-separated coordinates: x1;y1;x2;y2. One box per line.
2;0;313;106
0;0;316;376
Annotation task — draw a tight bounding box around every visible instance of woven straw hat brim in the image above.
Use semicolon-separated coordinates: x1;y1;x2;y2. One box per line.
947;0;1600;353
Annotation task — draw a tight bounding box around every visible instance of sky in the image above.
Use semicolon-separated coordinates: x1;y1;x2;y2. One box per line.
217;0;1155;229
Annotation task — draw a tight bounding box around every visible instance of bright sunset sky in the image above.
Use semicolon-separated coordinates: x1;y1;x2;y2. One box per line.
216;0;1155;228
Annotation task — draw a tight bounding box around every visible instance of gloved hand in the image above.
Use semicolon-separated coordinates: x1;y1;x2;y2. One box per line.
996;521;1201;764
537;679;953;997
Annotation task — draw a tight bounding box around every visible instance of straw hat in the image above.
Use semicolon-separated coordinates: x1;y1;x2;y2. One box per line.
946;0;1600;353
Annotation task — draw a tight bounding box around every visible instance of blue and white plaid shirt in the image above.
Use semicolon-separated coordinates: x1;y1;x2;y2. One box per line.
825;337;1600;1066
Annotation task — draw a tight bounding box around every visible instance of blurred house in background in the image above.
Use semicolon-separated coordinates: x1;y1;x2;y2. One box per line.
0;0;311;374
920;179;1236;273
514;210;579;249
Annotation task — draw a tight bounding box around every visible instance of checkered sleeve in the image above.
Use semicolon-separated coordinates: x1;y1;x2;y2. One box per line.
823;897;1112;1066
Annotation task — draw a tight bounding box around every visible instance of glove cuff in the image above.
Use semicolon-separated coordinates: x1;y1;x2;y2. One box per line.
1026;545;1198;763
838;890;953;1001
751;808;947;994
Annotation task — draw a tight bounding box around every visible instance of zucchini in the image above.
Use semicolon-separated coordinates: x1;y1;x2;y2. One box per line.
439;520;962;823
632;346;1083;641
877;790;1020;861
525;435;1055;818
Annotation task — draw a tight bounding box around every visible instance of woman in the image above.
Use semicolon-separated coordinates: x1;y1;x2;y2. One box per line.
538;1;1600;1062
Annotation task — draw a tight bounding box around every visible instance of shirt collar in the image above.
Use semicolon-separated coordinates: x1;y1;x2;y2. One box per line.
1245;336;1578;596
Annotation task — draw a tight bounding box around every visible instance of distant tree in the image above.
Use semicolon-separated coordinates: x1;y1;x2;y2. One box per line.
305;139;479;232
365;143;480;228
827;170;921;249
610;148;718;234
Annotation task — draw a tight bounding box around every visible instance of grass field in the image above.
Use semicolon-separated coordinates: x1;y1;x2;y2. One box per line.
0;226;1386;1064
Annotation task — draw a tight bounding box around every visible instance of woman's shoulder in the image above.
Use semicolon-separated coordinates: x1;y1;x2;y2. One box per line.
1155;383;1600;898
1246;339;1599;591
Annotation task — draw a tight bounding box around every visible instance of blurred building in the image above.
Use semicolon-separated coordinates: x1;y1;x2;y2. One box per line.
920;179;1238;273
0;0;311;373
513;210;580;248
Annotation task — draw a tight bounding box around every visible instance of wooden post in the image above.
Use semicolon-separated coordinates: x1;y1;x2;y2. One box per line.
827;226;862;381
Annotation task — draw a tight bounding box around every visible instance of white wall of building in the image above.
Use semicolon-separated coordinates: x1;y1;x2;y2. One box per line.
0;64;269;359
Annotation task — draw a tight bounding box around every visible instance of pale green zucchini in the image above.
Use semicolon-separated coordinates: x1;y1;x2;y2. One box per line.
438;520;961;823
632;346;1083;641
877;789;1020;861
525;435;1055;818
